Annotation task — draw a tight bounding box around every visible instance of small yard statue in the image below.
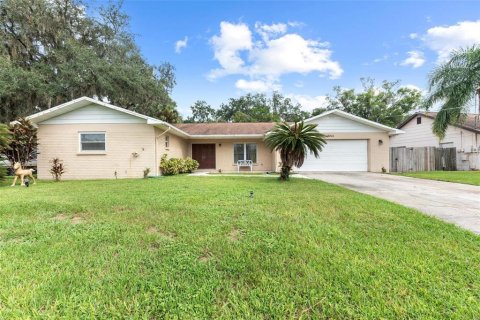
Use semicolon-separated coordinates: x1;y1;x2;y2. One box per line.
11;162;36;187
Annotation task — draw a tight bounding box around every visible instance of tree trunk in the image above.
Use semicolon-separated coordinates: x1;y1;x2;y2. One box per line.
279;152;293;181
280;165;291;181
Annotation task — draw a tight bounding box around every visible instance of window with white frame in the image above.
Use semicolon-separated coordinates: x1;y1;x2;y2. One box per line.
233;143;257;163
80;132;106;152
165;135;170;148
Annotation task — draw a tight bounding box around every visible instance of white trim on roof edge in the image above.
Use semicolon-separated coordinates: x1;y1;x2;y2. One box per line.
25;96;190;138
189;134;265;140
23;97;403;137
304;109;404;135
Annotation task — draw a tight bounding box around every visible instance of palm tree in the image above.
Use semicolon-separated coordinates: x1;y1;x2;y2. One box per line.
425;45;480;139
265;122;326;180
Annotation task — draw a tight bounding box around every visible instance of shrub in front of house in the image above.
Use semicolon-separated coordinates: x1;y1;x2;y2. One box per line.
184;157;199;173
50;158;65;181
160;154;199;176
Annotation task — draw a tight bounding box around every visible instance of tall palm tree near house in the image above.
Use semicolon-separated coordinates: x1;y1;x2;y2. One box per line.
265;122;326;181
425;45;480;139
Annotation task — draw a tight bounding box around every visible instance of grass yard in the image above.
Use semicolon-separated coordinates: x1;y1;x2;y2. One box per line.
398;170;480;186
1;176;479;318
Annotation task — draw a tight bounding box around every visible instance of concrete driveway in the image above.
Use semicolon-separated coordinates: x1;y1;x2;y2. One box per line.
303;172;480;234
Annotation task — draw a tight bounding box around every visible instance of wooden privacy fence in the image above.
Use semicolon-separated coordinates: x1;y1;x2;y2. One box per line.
390;147;456;172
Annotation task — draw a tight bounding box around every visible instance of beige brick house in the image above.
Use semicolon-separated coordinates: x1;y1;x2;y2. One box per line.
26;97;402;179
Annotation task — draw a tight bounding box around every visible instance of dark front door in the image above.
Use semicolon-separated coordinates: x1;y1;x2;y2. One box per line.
192;144;216;169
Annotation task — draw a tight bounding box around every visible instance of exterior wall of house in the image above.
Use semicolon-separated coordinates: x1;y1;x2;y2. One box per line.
390;116;439;148
182;133;390;173
443;125;479;152
33;103;396;178
391;115;479;150
305;114;391;172
271;150;280;172
466;153;480;170
390;115;480;170
185;139;274;172
37;123;156;179
309;132;391;172
154;128;189;175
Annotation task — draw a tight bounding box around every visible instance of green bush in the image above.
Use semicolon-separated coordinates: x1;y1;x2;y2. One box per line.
159;154;199;176
184;157;199;173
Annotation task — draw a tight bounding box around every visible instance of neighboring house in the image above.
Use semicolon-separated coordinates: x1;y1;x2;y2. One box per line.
25;97;402;179
391;112;480;170
1;150;37;169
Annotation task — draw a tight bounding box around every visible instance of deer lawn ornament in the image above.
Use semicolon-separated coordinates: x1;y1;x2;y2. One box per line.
11;162;36;187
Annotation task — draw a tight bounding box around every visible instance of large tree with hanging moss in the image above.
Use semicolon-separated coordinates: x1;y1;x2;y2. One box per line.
0;0;180;123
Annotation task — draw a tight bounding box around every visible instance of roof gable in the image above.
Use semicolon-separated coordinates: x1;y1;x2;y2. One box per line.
38;103;147;124
27;97;156;124
304;110;403;135
399;112;480;134
25;97;190;137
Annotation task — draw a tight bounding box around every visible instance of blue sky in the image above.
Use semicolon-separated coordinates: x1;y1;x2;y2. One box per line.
97;1;480;116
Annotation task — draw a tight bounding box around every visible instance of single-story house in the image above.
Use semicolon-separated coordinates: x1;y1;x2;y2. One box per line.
25;97;403;179
390;112;480;170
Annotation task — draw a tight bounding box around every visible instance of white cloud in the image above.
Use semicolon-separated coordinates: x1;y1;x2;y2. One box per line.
363;54;389;66
175;37;188;54
235;79;281;92
287;21;304;28
208;21;343;85
400;50;425;68
255;22;288;41
249;34;342;79
209;22;253;79
287;94;329;112
409;33;419;39
294;81;304;88
423;20;480;62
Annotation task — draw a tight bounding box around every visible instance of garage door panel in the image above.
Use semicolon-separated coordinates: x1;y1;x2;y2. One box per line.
300;140;368;172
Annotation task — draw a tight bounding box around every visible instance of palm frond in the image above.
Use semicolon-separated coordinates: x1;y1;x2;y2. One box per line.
424;45;480;138
265;121;326;179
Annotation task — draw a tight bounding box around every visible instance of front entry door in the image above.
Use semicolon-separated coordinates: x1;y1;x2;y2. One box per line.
192;144;216;169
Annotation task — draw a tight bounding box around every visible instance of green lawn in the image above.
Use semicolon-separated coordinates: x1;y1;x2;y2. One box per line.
1;176;479;318
398;171;480;186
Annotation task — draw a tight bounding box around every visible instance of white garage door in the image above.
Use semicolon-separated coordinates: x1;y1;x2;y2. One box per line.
300;140;368;172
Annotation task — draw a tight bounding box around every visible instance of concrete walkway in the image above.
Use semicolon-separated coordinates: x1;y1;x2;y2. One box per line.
189;172;311;178
304;172;480;234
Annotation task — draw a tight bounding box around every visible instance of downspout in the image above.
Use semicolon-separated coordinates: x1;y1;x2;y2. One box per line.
155;127;171;176
461;131;463;150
